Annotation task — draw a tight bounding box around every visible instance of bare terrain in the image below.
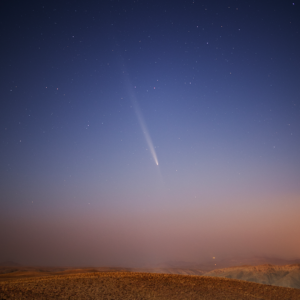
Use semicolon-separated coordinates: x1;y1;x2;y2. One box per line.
205;264;300;289
1;271;300;300
1;259;300;299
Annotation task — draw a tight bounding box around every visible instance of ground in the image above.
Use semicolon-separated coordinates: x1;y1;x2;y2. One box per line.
1;272;300;299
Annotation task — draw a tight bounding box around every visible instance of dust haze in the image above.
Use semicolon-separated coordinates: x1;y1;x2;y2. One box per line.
1;200;300;267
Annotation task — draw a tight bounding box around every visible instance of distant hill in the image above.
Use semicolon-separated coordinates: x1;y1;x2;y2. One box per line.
213;256;300;268
0;261;22;267
205;264;300;289
140;257;300;289
154;256;300;271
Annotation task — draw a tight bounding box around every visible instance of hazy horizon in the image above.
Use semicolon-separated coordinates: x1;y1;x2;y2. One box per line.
2;197;300;267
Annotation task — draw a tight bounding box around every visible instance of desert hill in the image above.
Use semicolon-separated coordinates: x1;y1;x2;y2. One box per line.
154;256;300;271
139;256;300;274
1;271;300;299
0;265;206;282
210;256;300;269
1;257;300;290
0;265;133;281
205;264;300;289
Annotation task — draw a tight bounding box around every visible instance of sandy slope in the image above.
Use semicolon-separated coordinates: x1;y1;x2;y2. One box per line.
0;265;206;279
205;264;300;289
1;272;300;300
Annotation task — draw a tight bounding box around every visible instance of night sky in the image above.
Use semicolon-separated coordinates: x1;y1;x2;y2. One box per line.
1;0;300;267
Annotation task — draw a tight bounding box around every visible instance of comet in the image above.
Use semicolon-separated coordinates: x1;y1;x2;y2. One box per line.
132;99;159;166
126;78;159;166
